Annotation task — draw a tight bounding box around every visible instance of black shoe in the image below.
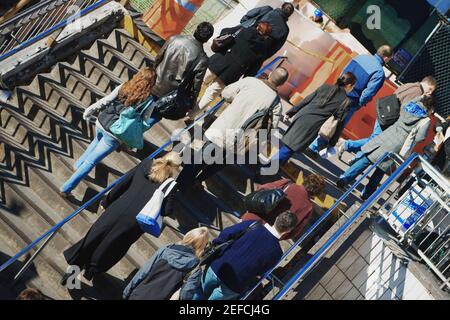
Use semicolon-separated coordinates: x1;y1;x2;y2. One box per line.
336;179;347;189
304;148;319;160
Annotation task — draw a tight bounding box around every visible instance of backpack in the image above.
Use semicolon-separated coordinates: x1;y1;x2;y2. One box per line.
376;94;401;128
236;95;281;155
244;182;291;220
128;259;187;300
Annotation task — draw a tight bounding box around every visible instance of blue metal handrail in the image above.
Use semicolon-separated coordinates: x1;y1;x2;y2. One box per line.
0;55;285;274
242;151;404;299
0;0;109;62
272;153;419;300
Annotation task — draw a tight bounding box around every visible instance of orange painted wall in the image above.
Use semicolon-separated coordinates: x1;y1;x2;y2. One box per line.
142;0;204;40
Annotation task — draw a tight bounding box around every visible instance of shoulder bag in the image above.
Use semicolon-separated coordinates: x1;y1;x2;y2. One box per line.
109;96;155;149
136;178;177;237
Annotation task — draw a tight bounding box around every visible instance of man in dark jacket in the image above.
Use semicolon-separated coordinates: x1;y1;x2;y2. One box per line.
240;2;294;58
151;22;214;100
196;212;297;300
337;76;437;163
309;45;393;153
190;3;293;118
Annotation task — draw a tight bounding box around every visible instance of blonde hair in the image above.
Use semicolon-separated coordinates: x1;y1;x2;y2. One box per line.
148;151;182;183
180;227;210;258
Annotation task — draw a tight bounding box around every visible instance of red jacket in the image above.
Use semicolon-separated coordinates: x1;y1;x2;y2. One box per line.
241;179;313;240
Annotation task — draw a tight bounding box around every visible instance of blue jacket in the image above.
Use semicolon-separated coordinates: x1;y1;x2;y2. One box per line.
123;244;201;300
210;220;282;294
341;54;386;108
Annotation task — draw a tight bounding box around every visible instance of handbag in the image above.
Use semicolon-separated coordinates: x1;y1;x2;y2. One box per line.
136;178;177;237
244;182;290;219
319;115;339;140
109;96;154;149
152;65;196;120
199;221;261;267
318;99;348;141
211;28;242;53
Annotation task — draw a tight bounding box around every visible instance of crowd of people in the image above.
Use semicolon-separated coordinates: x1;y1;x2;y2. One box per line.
50;2;448;300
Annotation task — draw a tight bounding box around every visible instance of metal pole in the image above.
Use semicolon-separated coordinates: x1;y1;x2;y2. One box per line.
13;231;59;281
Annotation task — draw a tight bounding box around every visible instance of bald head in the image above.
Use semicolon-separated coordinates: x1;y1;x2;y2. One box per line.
269;67;289;87
377;45;393;63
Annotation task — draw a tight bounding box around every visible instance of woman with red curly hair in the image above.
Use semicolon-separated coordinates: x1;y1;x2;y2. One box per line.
241;174;326;240
60;67;157;197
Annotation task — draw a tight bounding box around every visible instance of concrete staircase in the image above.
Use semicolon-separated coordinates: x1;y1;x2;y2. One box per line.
0;27;249;300
0;26;349;300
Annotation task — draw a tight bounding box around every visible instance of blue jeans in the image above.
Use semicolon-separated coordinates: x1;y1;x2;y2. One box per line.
60;126;121;193
269;145;295;166
339;155;385;198
309;103;359;152
339;154;372;183
362;168;385;199
61;113;161;193
194;267;240;300
345;120;382;153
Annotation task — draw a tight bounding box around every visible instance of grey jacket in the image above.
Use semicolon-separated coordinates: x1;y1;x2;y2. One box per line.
122;244;201;300
151;35;208;100
362;97;430;172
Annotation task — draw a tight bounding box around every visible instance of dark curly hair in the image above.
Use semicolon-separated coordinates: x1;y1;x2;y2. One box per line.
304;174;326;198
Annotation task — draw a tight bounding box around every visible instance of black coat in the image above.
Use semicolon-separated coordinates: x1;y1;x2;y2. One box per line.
282;84;349;152
63;158;175;276
241;7;290;58
208;25;274;85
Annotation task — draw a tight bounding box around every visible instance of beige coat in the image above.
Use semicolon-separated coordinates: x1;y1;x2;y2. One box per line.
205;77;282;155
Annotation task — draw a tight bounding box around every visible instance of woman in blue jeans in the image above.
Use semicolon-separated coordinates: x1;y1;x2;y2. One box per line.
60;68;159;196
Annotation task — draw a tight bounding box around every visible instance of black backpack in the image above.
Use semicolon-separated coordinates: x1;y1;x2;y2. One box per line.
236;95;281;155
127;259;188;300
376;94;401;129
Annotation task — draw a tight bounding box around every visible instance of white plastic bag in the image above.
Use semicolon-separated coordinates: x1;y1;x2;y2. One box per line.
136;178;177;237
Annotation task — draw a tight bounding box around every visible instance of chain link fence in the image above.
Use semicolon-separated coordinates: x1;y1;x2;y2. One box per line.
399;22;450;118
